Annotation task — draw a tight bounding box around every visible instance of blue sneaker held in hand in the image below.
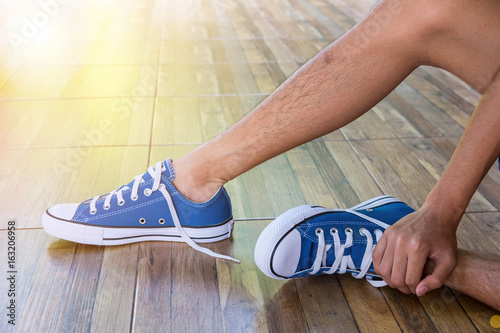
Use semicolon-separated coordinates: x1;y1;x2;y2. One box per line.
254;196;414;286
42;158;238;262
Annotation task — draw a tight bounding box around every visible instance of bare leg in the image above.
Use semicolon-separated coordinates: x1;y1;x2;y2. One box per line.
173;0;500;202
428;249;500;311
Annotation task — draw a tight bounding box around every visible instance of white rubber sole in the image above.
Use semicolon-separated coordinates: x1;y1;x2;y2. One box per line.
42;210;234;246
254;205;328;279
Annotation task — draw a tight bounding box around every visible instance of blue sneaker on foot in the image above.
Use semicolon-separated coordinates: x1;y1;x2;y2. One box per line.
254;196;414;286
42;158;238;262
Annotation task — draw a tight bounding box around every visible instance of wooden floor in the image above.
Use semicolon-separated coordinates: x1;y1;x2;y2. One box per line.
1;0;500;332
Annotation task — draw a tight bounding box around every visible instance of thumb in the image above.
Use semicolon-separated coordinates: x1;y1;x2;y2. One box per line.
416;258;453;296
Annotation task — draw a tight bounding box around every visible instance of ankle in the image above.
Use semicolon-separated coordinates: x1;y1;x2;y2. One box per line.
171;157;226;203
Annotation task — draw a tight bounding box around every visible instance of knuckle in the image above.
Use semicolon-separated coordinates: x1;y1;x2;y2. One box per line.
385;280;396;289
405;276;419;290
409;239;423;253
377;267;390;279
399;287;412;295
391;276;405;289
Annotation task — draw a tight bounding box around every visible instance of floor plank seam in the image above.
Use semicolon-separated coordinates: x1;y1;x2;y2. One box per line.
0;135;468;152
2;60;297;68
0;93;270;102
129;246;140;333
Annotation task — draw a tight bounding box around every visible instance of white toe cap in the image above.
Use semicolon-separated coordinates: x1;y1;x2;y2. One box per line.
272;229;302;277
46;203;80;221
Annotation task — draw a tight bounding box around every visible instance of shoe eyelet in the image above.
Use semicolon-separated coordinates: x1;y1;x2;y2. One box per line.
366;208;373;212
103;204;111;210
159;184;166;190
90;209;97;215
345;227;353;234
144;188;152;196
359;227;368;236
330;227;338;235
159;218;165;224
139;218;146;224
315;228;323;235
118;199;125;206
131;195;138;201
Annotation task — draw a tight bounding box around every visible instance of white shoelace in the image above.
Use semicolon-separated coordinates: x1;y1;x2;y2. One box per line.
89;161;239;263
309;210;387;287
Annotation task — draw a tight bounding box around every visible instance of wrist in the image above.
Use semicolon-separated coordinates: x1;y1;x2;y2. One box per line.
422;191;465;228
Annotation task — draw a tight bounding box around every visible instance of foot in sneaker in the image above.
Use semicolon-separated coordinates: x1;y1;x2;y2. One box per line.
254;196;414;286
42;158;238;262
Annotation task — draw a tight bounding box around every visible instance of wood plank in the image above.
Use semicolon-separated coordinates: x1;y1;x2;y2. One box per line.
417;66;480;113
381;288;438;333
349;140;421;208
260;152;306;215
245;221;311;332
305;141;361;207
429;137;500;210
0;146;149;229
153;97;203;144
337;276;401;333
54;244;104;333
404;72;470;128
213;220;271;332
0;64;158;99
22;40;160;67
322;141;384;202
372;101;424;138
393;82;465;138
341;109;400;140
90;245;139;333
133;242;173;332
0;98;153;148
286;145;338;208
384;91;448;138
465;213;500;254
400;138;496;213
1;230;76;332
170;243;223;332
295;276;360;333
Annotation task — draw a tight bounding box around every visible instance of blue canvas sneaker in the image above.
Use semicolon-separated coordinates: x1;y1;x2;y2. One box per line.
254;196;415;286
42;158;238;262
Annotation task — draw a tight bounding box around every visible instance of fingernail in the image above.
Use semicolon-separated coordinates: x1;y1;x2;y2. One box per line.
417;286;428;296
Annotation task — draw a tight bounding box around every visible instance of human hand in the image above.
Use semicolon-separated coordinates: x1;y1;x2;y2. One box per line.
372;206;459;295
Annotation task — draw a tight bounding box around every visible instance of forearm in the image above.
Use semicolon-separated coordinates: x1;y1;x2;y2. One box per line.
424;72;500;225
424;249;500;311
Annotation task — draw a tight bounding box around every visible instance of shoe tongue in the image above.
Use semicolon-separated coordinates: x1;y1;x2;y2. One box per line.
162;158;175;181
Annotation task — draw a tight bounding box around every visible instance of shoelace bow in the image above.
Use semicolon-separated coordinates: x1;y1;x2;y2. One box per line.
310;209;386;287
89;161;239;263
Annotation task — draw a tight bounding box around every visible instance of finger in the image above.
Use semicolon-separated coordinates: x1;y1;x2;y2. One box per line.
406;249;428;295
391;245;411;294
416;257;454;296
372;232;388;270
376;236;396;287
